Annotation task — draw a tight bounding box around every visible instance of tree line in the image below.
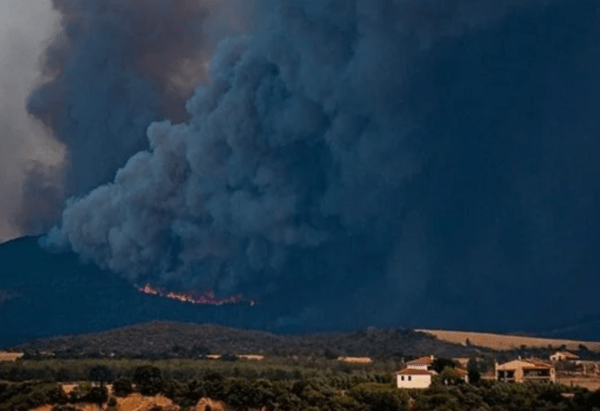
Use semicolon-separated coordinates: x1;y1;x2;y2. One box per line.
3;361;600;411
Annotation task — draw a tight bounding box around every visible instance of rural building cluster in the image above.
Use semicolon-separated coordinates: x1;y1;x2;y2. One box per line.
391;350;599;390
394;356;469;389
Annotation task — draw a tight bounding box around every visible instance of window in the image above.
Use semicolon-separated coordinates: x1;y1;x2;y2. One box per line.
401;376;404;381
408;376;412;381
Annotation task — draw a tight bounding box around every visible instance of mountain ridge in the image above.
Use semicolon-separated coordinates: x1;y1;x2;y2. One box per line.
14;320;483;359
2;236;600;347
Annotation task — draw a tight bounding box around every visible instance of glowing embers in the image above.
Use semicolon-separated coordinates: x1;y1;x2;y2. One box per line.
136;283;255;306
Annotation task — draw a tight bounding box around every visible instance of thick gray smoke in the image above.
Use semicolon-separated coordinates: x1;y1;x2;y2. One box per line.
21;0;252;234
0;0;63;241
46;0;600;331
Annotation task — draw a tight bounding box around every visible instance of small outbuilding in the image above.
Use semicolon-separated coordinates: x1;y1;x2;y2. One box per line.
337;357;373;364
395;368;435;389
550;351;579;362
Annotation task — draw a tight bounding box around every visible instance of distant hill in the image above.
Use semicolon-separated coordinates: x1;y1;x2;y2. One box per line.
16;321;484;359
0;237;261;347
2;236;600;347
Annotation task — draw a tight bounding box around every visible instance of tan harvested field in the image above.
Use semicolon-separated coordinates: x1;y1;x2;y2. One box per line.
32;385;239;411
418;329;600;351
30;395;246;411
114;393;176;411
557;376;600;391
0;351;23;362
32;393;177;411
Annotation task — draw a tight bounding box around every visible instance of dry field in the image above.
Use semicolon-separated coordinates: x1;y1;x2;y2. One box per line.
0;351;23;362
31;386;243;411
33;393;179;411
417;329;600;351
30;396;250;411
557;376;600;391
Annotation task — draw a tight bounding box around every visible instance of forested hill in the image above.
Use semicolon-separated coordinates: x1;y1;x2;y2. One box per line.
16;321;484;359
0;237;259;346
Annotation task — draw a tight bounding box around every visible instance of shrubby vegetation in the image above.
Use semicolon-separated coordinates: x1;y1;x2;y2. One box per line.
0;356;399;383
68;381;108;404
411;380;593;411
112;376;133;397
0;380;67;411
16;321;482;359
3;358;600;411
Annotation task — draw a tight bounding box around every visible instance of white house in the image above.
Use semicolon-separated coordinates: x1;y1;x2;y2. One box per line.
395;368;434;389
406;355;434;371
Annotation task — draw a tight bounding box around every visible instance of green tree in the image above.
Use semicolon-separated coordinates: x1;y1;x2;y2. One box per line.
467;359;481;384
88;365;113;385
349;384;409;411
432;358;458;374
133;365;164;396
433;367;463;386
69;382;108;404
113;376;133;397
414;391;461;411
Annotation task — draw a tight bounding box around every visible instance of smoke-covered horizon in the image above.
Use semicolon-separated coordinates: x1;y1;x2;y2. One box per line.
30;0;600;331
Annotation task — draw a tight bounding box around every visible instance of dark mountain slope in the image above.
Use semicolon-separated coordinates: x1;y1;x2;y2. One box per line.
0;237;259;346
1;236;599;346
17;320;482;358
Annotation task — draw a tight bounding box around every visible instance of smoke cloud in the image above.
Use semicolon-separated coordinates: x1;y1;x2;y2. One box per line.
0;0;64;241
46;0;600;331
20;0;253;235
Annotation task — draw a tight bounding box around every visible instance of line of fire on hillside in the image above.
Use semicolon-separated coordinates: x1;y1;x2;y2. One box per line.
135;283;256;307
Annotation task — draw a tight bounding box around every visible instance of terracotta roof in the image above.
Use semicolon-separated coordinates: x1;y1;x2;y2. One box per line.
454;367;468;377
524;358;553;368
407;356;433;365
496;359;553;371
396;368;433;375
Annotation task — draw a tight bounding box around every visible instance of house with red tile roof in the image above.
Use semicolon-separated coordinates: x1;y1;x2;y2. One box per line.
496;358;556;383
406;355;434;371
395;368;435;389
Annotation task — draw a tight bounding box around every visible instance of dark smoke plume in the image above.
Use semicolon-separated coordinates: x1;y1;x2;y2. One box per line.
24;0;251;233
46;0;600;332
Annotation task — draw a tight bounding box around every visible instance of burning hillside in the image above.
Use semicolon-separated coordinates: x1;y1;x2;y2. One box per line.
136;283;255;307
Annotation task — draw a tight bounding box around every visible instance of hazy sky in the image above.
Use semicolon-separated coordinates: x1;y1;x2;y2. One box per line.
0;0;63;242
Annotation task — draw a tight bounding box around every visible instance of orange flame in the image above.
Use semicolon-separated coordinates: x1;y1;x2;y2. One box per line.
136;283;255;306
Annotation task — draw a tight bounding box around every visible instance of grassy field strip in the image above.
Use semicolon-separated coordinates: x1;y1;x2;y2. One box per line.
417;329;600;351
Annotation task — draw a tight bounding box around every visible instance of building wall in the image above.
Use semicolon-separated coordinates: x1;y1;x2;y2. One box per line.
396;374;431;389
497;363;555;383
338;357;373;364
238;355;265;361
